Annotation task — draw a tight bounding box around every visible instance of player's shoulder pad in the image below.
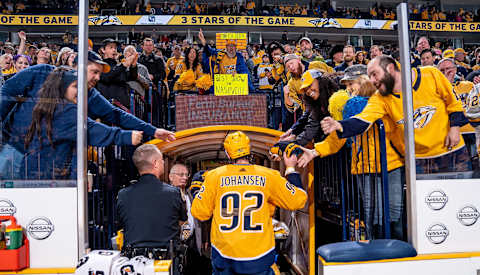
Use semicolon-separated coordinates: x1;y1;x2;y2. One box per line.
252;164;281;177
204;165;228;177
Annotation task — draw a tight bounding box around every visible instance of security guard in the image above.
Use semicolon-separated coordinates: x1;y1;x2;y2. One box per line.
191;131;307;274
117;144;187;263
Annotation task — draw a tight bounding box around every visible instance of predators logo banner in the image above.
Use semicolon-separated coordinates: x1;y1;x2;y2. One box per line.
4;14;480;33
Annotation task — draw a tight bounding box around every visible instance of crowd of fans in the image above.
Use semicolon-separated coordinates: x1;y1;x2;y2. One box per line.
1;31;480;112
2;28;480;243
1;0;479;22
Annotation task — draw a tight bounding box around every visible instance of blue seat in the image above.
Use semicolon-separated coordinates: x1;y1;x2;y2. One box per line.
317;239;417;263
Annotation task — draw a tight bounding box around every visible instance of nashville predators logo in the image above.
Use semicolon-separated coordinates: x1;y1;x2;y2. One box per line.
224;64;236;74
88;15;122;25
397;106;436;129
308;18;341;28
120;264;134;275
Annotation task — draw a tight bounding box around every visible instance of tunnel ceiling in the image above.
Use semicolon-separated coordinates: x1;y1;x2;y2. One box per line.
148;125;283;162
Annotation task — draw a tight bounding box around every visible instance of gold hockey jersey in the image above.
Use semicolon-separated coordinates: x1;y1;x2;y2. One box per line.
191;164;307;261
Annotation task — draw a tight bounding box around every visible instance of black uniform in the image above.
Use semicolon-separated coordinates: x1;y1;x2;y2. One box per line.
117;174;187;248
96;58;138;109
138;52;166;90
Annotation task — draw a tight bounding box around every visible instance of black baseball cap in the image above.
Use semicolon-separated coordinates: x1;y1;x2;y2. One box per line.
340;64;367;84
74;51;110;73
102;38;120;47
329;45;344;60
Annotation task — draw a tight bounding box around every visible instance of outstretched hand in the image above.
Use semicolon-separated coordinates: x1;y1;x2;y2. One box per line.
18;31;26;41
155;128;176;142
320;117;342;135
279;129;295;142
283;151;298;168
131;131;143;145
297;146;318;168
198;28;206;46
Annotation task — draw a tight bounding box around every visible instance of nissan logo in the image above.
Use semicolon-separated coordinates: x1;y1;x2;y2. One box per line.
27;216;54;240
0;198;16;215
425;190;448;210
457;205;480;226
426;223;449;244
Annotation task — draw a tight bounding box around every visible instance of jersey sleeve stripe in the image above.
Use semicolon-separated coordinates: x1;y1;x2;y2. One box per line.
339;118;371;138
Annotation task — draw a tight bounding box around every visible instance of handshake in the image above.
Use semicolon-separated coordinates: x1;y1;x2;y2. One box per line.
269;141;319;168
269;141;303;160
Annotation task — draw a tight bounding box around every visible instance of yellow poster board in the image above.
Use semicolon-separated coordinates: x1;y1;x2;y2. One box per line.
214;74;249;96
216;33;248;50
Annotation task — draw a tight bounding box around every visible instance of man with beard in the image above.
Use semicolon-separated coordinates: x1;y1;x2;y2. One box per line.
299;37;323;63
321;55;471;175
319;55;471;240
335;45;355;72
283;54;307;113
281;54;308;132
198;29;254;92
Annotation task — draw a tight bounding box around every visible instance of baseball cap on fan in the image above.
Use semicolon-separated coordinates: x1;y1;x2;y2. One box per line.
73;51;110;73
299;37;312;45
300;69;323;91
340;64;367;84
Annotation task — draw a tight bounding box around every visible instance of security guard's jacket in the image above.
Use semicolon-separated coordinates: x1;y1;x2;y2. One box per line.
117;174;187;248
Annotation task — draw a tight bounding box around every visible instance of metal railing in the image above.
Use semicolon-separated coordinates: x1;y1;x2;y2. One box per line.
315;120;392;242
88;88;151;249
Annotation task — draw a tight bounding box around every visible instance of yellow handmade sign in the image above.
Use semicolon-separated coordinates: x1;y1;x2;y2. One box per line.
216;33;248;50
219;33;247;40
214;74;248;96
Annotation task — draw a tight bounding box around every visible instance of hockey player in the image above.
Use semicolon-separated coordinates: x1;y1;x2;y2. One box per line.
191;131;307;274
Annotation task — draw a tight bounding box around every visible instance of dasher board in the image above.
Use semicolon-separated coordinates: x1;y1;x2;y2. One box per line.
318;252;480;275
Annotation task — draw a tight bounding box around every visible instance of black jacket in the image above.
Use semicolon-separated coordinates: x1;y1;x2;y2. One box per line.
138;53;166;89
96;58;138;109
117;174;187;248
291;110;328;146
